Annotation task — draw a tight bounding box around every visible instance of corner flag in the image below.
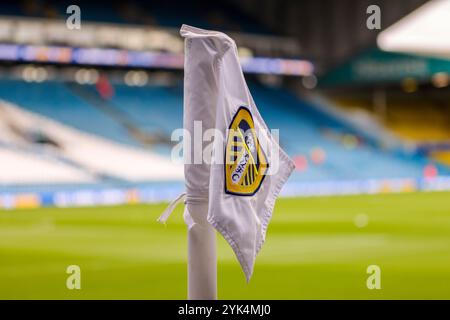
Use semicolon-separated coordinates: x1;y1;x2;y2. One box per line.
160;25;295;297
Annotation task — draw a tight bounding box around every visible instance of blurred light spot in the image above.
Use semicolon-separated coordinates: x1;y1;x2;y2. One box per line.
293;155;308;171
237;46;253;58
34;67;47;83
302;74;317;89
22;66;47;82
432;72;449;88
75;68;98;85
423;163;438;180
354;213;369;228
310;147;326;165
22;66;35;82
125;70;148;86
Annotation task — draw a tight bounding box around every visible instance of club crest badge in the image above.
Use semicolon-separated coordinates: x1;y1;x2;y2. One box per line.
225;106;268;196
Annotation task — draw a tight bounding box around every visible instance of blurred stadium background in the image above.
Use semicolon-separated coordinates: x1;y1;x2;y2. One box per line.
0;0;449;299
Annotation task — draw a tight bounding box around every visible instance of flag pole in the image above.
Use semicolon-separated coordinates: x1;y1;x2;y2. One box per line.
186;202;217;300
179;24;218;300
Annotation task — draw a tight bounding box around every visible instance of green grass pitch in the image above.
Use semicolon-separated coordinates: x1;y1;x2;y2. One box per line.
1;191;450;299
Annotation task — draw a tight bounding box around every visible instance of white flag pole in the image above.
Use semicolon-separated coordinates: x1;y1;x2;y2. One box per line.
186;202;217;300
180;24;219;300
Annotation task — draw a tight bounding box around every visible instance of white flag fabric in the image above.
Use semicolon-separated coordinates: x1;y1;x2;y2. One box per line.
180;25;295;281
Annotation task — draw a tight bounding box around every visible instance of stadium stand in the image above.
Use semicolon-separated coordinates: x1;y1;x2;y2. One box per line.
0;96;183;186
432;151;450;167
0;80;139;147
251;84;448;181
327;92;450;168
0;1;446;201
0;77;446;189
330;95;450;142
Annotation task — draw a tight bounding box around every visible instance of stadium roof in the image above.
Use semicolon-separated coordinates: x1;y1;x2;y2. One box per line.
377;0;450;58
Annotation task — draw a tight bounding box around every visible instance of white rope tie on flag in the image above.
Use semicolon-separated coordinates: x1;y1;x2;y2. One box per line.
185;195;209;206
158;192;211;230
157;192;186;224
157;192;211;224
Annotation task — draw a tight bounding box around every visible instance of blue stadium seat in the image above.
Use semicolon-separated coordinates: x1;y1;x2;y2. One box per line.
0;80;138;146
0;79;446;183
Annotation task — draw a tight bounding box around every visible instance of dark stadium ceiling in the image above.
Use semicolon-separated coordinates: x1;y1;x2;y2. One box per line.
0;0;431;75
227;0;429;73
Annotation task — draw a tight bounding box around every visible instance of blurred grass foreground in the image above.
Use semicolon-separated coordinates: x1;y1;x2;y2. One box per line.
1;192;450;299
